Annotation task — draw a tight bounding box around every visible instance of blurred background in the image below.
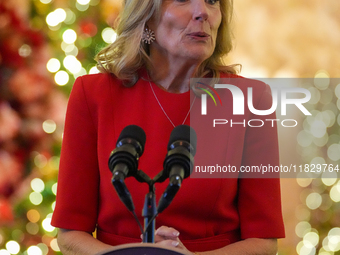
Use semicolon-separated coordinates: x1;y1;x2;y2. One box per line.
0;0;339;254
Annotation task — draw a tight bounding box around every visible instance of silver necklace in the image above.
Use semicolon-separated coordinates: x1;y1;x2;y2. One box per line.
148;80;196;128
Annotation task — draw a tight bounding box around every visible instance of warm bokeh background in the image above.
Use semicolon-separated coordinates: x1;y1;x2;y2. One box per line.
1;0;339;254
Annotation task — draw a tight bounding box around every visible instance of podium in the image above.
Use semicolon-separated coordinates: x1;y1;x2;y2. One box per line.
98;243;191;255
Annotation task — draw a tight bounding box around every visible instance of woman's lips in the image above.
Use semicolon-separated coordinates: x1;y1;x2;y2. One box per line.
187;32;210;40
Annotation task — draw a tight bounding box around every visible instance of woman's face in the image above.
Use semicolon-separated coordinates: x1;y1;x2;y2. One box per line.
149;0;222;63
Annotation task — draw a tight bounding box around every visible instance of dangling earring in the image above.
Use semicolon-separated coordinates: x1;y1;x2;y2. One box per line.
141;27;155;44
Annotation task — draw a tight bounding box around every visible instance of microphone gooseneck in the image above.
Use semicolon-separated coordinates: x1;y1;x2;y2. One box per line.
157;125;197;213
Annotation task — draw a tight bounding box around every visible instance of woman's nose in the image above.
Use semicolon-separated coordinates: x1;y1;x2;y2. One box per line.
192;0;209;21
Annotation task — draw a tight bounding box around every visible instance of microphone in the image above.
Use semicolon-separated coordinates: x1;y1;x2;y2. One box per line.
157;125;197;213
108;125;146;211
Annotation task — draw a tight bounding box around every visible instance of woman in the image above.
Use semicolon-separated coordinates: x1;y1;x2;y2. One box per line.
51;0;285;254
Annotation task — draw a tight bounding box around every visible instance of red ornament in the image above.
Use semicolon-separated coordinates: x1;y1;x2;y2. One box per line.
79;20;98;37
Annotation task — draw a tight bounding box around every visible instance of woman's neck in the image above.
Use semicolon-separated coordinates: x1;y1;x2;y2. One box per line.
148;52;201;93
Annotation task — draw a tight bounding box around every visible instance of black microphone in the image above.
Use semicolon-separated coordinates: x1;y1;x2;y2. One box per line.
157;125;197;213
108;125;146;211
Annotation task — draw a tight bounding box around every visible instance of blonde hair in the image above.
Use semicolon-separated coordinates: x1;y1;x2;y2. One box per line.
95;0;237;86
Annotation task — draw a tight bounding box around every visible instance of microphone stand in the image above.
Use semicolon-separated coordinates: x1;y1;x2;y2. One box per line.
142;182;156;243
114;169;183;243
135;171;157;243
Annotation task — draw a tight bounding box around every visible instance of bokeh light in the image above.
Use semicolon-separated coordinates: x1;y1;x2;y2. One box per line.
34;153;48;169
76;2;89;11
42;120;57;134
295;221;312;238
18;44;32;57
64;9;76;24
297;130;313;147
314;70;330;90
306;192;322;210
63;55;82;74
64;44;79;56
297;178;313;188
46;58;61;73
89;66;100;74
42;218;55;232
29;192;43;205
5;241;20;254
40;0;52;4
27;246;43;255
329;182;340;202
102;27;117;44
31;178;45;193
26;222;39;235
63;29;77;44
77;0;91;4
50;239;60;252
46;8;67;27
310;120;327;138
51;183;58;195
327;144;340;161
27;209;40;223
54;70;69;86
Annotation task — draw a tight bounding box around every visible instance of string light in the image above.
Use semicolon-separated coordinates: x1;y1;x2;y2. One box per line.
27;209;40;223
314;70;330;90
50;239;60;252
37;243;49;255
5;241;20;254
294;71;340;254
0;1;118;254
31;178;45;193
89;66;100;74
34;153;48;169
64;44;79;56
42;120;57;134
62;29;77;44
29;192;43;205
40;0;52;4
74;67;87;79
54;70;69;86
46;58;61;73
26;222;39;235
46;9;67;27
306;193;322;210
64;9;76;24
77;0;91;5
76;2;89;11
327;144;340;161
42;218;55;232
27;246;43;255
51;183;58;195
102;27;117;44
329;182;340;202
321;172;337;186
18;44;32;57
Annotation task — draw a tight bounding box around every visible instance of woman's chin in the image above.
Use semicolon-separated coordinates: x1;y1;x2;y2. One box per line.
173;47;213;63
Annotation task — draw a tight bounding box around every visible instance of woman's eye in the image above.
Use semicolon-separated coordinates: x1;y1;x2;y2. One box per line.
206;0;219;5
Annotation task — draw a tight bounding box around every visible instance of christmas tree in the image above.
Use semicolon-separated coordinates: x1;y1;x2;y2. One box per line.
0;0;120;253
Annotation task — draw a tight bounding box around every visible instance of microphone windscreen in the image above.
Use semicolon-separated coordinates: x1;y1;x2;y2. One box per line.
167;125;197;155
117;125;146;150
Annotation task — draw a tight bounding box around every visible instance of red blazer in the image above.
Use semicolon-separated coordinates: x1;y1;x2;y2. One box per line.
51;71;285;252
